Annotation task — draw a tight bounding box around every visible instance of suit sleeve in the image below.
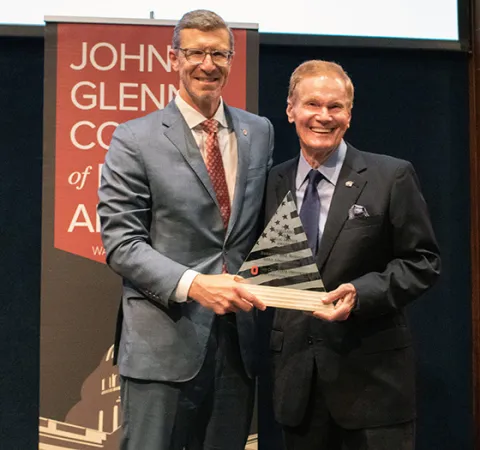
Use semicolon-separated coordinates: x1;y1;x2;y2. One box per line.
351;162;441;318
97;122;189;307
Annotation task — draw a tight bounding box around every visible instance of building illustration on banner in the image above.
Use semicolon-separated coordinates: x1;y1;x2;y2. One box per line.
38;346;258;450
39;346;121;449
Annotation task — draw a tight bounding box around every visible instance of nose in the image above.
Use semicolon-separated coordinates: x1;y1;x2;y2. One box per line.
199;53;216;71
315;107;332;122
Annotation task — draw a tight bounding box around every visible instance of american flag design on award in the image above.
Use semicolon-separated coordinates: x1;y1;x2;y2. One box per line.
237;192;331;312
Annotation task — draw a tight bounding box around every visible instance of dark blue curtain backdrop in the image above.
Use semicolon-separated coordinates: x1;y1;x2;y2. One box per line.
0;36;43;450
0;36;472;449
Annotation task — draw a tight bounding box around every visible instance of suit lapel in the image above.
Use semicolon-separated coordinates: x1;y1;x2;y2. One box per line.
225;106;250;240
162;101;220;208
316;145;367;271
274;157;299;208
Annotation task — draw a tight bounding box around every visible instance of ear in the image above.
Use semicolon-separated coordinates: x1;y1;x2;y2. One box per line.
286;100;295;124
169;48;180;72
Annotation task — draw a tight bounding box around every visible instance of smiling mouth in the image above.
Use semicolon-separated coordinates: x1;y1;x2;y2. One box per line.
195;77;219;83
310;127;334;134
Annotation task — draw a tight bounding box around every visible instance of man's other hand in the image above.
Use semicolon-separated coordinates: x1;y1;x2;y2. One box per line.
188;274;267;315
311;283;357;322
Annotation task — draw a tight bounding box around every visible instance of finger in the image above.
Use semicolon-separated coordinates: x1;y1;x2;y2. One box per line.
331;304;351;321
332;312;350;321
235;287;266;311
314;302;350;321
250;297;266;311
323;287;354;305
345;293;357;309
227;304;241;313
233;275;246;283
336;310;351;321
321;293;337;305
333;299;344;309
232;297;253;312
214;305;230;315
312;310;335;321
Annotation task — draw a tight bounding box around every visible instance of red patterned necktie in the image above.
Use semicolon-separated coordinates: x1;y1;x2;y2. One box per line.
201;119;231;230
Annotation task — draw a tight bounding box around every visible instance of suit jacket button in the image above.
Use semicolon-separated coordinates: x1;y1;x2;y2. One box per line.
307;336;314;345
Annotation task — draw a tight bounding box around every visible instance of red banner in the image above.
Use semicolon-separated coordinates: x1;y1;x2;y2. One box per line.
53;22;247;263
41;18;255;450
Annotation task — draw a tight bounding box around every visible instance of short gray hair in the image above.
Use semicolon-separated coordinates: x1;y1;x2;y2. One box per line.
172;9;234;51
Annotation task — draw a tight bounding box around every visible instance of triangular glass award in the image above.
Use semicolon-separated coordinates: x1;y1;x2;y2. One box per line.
237;191;331;311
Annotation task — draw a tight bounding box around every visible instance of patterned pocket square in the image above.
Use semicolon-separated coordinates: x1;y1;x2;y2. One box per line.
348;204;370;220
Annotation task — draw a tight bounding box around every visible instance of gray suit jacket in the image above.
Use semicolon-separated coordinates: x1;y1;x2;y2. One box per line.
98;100;274;382
265;143;440;429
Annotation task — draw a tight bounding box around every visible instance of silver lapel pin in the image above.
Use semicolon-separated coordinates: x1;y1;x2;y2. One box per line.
345;180;354;187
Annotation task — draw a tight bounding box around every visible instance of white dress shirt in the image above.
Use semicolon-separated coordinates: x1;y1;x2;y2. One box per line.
173;94;238;302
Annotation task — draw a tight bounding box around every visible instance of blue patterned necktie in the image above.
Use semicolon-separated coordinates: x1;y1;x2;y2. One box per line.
299;169;323;255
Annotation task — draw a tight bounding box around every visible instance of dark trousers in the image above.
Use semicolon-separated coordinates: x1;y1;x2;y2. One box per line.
120;315;255;450
283;366;415;450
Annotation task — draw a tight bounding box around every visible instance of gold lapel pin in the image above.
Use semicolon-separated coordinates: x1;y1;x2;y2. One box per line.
242;129;248;136
345;181;354;187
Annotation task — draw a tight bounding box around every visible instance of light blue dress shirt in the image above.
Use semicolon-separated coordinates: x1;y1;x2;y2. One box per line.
295;140;347;246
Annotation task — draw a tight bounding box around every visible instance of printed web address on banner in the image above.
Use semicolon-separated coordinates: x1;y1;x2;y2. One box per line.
92;245;106;256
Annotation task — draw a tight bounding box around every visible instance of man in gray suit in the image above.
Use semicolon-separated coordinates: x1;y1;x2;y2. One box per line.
98;9;274;450
264;60;440;449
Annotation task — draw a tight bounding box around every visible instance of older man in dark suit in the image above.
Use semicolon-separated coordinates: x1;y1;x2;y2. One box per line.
265;60;440;450
98;9;274;450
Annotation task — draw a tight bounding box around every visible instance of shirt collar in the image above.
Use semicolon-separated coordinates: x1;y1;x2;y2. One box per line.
296;140;347;189
175;94;228;130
